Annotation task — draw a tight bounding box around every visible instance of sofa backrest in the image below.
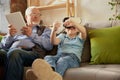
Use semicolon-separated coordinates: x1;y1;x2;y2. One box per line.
81;21;112;63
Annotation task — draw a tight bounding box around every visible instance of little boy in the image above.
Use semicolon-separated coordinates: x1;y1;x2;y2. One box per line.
26;17;87;80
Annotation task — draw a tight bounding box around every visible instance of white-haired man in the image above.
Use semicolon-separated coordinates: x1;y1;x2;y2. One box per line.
0;6;53;80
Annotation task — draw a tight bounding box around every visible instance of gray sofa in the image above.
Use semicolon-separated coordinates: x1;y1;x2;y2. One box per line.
24;21;120;80
64;21;120;80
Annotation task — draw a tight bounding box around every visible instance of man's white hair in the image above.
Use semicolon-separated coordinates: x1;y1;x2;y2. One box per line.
25;6;37;16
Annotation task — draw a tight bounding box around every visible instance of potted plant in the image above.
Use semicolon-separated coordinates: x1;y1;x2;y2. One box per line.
108;0;120;26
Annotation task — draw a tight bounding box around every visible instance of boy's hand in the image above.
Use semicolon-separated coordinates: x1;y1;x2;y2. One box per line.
53;21;61;32
63;18;75;27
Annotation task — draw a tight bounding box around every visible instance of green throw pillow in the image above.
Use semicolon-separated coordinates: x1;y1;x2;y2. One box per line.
0;36;2;42
88;26;120;64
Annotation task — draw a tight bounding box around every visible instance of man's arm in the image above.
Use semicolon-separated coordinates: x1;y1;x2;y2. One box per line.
1;34;16;50
30;28;53;51
0;25;19;50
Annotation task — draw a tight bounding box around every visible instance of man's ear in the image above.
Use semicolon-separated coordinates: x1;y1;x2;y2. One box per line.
25;15;27;20
25;15;28;23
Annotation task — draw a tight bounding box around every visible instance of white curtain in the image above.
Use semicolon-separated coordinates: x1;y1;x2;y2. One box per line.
0;0;10;33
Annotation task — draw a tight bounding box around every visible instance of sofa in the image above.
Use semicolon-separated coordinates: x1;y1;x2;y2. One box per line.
25;21;120;80
64;21;120;80
1;21;120;80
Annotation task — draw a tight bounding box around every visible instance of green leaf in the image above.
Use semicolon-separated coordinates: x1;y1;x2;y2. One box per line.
116;16;120;20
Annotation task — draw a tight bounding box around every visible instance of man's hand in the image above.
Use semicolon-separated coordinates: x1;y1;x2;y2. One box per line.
8;25;17;36
21;26;32;37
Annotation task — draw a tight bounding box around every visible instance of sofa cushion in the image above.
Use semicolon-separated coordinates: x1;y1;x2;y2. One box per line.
64;63;120;80
89;26;120;64
81;21;111;63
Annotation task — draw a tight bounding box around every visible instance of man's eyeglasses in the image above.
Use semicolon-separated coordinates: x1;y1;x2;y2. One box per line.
30;13;42;17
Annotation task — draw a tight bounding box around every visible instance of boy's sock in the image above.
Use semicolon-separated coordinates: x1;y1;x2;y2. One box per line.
32;59;62;80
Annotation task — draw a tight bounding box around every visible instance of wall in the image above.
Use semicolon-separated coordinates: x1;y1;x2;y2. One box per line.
40;0;115;25
10;0;27;20
80;0;114;24
0;0;118;33
40;0;71;26
0;0;10;33
0;0;27;33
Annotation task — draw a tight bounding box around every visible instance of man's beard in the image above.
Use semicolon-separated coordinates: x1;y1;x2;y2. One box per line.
32;22;40;25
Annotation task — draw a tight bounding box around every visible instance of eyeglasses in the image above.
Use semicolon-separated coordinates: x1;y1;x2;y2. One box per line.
30;13;42;17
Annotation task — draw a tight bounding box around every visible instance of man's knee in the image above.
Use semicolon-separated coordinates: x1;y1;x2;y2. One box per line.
7;48;22;58
0;53;6;66
44;56;53;60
